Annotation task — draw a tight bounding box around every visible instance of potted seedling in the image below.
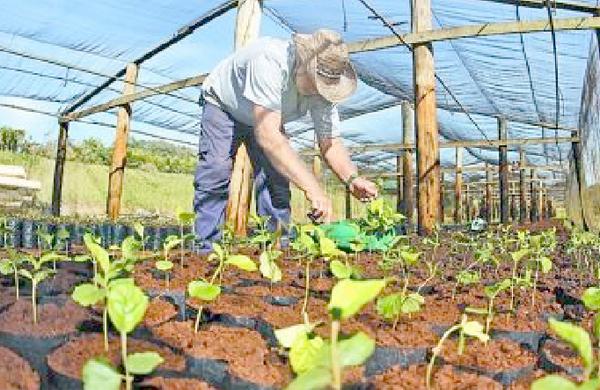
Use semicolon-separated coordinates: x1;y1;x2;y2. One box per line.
0;217;13;248
133;222;147;252
259;243;283;291
20;252;65;324
249;212;273;252
451;270;480;301
55;226;71;256
0;248;26;300
188;280;221;333
426;314;489;389
532;319;600;389
82;280;163;390
175;208;196;266
154;235;181;289
291;224;318;316
465;278;512;336
277;278;386;390
528;233;554;308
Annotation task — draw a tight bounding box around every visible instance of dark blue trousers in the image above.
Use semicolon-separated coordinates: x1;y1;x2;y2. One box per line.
193;103;291;249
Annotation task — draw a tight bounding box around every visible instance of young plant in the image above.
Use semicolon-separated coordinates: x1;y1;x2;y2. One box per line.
0;249;25;300
426;314;489;389
20;252;64;324
290;224;318;316
82;280;163;390
0;218;13;248
277;278;386;390
176;208;196;266
55;226;71;256
259;244;283;291
528;233;554;308
451;270;480;300
188;280;221;333
531;319;599;390
377;289;424;330
133;222;146;252
155;235;181;289
249;213;273;252
466;278;511;336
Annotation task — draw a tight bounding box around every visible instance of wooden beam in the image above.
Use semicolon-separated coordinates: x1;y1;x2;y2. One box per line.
396;155;402;213
301;136;579;156
440;172;445;224
519;149;527;223
485;162;492;223
107;63;139;220
475;0;600;14
401;101;415;223
51;121;69;216
413;0;440;235
454;148;463;224
62;75;207;122
498;118;509;224
530;169;539;222
348;16;600;53
227;0;262;237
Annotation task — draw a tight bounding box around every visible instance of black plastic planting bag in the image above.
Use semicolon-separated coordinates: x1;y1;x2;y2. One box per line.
99;223;112;248
365;346;428;376
6;217;22;248
71;224;85;246
111;224;129;246
21;219;37;249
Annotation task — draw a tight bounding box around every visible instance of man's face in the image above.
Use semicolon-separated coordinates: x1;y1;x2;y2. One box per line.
295;65;318;96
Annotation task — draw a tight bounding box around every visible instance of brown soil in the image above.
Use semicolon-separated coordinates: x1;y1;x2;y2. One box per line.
0;298;89;336
439;339;537;371
134;260;212;292
542;339;584;373
371;364;502;389
144;297;178;327
152;321;291;387
47;334;185;379
139;377;216;390
0;346;40;390
235;283;306;299
507;369;556;390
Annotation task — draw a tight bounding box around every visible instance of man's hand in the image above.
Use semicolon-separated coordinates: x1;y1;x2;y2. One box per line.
350;177;378;202
306;188;333;223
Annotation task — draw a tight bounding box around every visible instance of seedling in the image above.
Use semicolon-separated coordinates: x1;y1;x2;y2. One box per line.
451;270;480;300
259;245;283;291
82;281;163;390
0;249;25;300
532;319;599;389
528;233;554;308
465;278;511;336
426;314;489;389
291;224;318;316
582;287;600;377
377;290;424;330
249;213;273;252
176;208;196;266
0;218;13;248
278;278;386;390
20;252;64;324
155;235;181;289
188;280;221;333
55;226;71;256
133;222;146;252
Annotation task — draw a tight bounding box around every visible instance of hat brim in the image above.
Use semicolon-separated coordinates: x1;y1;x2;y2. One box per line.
313;62;357;103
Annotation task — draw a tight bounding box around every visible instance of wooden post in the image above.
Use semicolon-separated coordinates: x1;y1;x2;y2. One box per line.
539;182;546;220
396;155;403;213
530;169;538;222
510;181;518;221
498;117;509;224
485;163;492;223
440;172;445;224
51;121;69;216
345;187;352;219
401;101;415;223
413;0;440;235
547;197;554;218
519;148;527;223
227;0;262;236
107;63;139;220
465;183;471;222
454;147;463;224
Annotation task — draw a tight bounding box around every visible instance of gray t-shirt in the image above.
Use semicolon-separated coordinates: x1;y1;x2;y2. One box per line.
202;37;341;139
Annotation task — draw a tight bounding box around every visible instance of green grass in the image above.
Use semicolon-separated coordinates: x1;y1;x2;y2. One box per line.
0;150;391;221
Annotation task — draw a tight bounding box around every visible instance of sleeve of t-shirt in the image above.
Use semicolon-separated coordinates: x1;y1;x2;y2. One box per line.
309;97;341;140
242;54;283;112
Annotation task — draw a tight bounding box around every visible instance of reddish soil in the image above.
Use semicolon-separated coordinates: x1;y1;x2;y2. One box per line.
152;322;291;387
0;298;88;336
371;364;502;389
0;346;40;390
139;377;216;390
144;297;178;327
541;339;585;374
439;339;537;371
47;334;185;379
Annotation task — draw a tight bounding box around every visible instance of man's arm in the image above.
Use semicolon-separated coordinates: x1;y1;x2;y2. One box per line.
320;137;378;202
253;104;333;221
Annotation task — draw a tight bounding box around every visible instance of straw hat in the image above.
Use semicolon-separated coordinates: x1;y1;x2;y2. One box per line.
293;29;357;103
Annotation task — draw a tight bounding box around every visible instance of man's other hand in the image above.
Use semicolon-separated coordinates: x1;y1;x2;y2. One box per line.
350;177;378;202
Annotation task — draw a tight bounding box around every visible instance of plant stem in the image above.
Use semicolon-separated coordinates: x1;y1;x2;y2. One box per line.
103;306;109;351
532;264;539;309
302;261;311;315
31;281;37;325
331;319;341;390
180;225;184;268
121;331;132;390
13;268;19;300
194;305;203;333
426;325;460;390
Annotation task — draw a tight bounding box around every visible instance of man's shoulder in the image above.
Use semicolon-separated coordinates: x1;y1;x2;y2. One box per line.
240;37;293;65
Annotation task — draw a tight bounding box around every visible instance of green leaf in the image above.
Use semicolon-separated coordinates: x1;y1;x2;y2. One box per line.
155;260;174;271
549;319;593;375
582;287;600;311
72;283;106;306
18;268;32;280
593;315;600;341
484;279;512;299
337;332;376;367
0;259;12;275
40;252;67;267
511;248;530;262
107;282;148;334
176;209;195;225
82;358;122;390
212;243;224;259
376;293;402;320
329;279;386;320
187;280;221;301
225;255;257;272
56;228;70;241
121;236;141;261
531;375;578;390
85;233;110;275
579;379;600;390
74;254;92;263
275;323;316;349
259;252;282;282
285;367;331;390
400;250;421;266
401;293;424;314
133;222;144;239
289;333;325;374
33;269;55;283
330;260;353;280
163;235;183;252
540;256;553;274
319;236;339;258
461;320;490;343
126;352;164;375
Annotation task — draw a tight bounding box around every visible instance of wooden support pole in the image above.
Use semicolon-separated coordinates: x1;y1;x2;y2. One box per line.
401;101;415;223
519;149;527;223
396;155;403;213
440;172;445;224
530;169;539;222
510;181;518;221
413;0;440;235
51;121;69;216
498;118;509;224
107;63;139;220
465;183;471;222
485;162;493;223
227;0;262;236
454;148;463;224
